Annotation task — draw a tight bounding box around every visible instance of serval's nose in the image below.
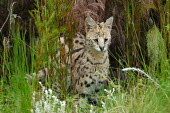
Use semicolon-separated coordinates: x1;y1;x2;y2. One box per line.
99;46;104;51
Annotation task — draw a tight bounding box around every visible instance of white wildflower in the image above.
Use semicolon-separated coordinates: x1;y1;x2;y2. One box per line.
31;82;66;113
58;101;66;113
90;105;95;113
101;101;107;112
104;88;116;101
45;89;49;99
48;89;53;95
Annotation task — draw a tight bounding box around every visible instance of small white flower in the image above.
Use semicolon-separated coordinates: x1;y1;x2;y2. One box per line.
48;89;53;95
58;101;66;113
90;110;93;113
105;89;116;101
90;105;95;113
31;82;66;113
45;90;48;98
112;88;115;93
101;101;107;111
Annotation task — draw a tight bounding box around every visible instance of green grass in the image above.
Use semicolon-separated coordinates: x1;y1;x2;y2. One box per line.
0;24;169;113
0;0;170;113
0;26;32;112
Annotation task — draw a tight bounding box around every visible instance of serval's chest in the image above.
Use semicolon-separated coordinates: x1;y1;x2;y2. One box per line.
71;36;110;94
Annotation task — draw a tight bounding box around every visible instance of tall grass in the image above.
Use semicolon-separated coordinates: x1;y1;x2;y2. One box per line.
0;0;170;113
0;25;31;112
28;0;75;98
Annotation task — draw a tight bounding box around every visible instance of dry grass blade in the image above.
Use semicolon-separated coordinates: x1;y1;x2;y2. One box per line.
72;0;106;33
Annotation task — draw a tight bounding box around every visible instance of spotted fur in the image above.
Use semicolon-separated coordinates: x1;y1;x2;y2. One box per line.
26;16;113;105
71;16;113;104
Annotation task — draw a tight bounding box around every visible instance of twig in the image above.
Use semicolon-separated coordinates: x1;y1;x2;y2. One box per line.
0;14;10;33
0;2;16;33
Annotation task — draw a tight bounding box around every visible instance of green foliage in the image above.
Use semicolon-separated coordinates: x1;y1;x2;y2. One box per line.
0;25;31;112
29;0;75;98
146;25;166;72
0;0;170;112
29;0;73;60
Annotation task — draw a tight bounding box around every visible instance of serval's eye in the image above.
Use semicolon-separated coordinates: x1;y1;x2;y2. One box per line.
93;39;98;43
104;39;108;42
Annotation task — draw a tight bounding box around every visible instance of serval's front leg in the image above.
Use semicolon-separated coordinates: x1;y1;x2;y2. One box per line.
26;68;48;84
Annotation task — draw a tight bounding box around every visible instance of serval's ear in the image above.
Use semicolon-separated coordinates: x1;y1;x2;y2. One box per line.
105;16;113;30
85;16;97;33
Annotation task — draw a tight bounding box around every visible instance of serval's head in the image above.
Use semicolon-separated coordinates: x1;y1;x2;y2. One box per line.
85;16;113;52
